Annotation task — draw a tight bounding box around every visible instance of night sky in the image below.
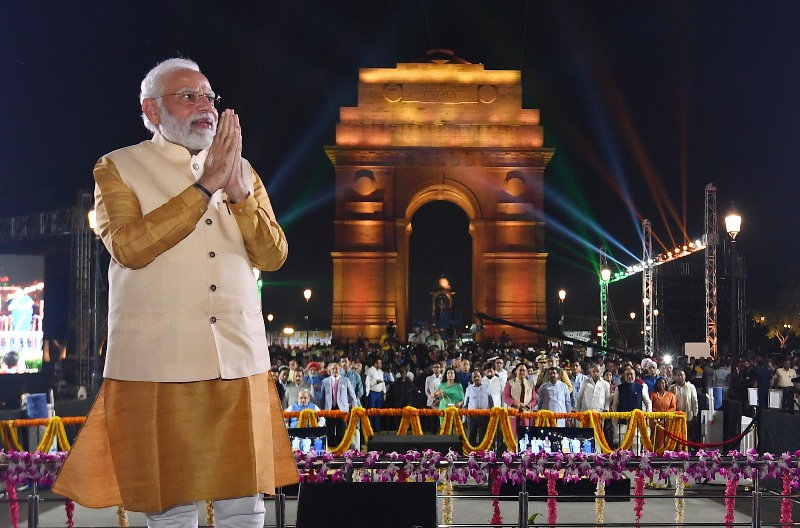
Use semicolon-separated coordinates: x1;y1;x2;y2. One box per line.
2;2;799;340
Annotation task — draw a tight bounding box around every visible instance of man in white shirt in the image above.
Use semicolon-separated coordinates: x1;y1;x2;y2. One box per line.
493;357;508;386
365;358;387;432
570;361;589;409
483;364;504;408
537;367;572;427
424;362;444;433
463;370;492;446
669;368;699;440
576;364;611;413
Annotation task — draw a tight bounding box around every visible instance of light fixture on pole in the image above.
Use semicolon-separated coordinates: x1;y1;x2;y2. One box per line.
266;313;274;345
558;289;566;334
87;209;102;396
283;326;294;347
303;289;312;349
599;247;611;350
725;203;742;391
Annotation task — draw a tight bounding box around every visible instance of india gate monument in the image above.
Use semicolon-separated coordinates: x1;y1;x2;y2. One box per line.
326;50;553;343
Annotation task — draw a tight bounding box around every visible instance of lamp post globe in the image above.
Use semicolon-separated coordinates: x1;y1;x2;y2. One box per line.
725;203;742;392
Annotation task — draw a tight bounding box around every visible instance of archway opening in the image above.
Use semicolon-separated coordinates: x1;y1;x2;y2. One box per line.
408;201;472;339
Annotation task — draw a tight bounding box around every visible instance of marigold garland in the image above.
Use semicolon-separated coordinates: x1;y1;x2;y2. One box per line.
397;406;423;436
282;407;687;455
297;409;319;428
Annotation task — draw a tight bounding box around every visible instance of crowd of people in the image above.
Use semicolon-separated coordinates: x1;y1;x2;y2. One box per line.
270;328;800;452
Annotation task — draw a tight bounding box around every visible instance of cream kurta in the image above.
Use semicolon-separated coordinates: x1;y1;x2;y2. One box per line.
53;133;297;511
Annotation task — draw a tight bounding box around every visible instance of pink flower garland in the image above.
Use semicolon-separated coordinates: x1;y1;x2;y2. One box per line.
490;469;503;525
546;469;558;525
65;499;75;528
6;480;19;528
634;471;645;526
724;477;738;528
780;474;793;527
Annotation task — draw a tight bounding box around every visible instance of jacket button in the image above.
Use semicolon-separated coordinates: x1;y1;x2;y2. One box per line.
209;251;215;258
193;163;199;170
210;316;217;323
210;285;217;291
205;219;212;225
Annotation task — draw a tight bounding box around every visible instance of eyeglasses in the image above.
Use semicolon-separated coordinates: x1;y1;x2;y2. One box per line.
155;91;221;106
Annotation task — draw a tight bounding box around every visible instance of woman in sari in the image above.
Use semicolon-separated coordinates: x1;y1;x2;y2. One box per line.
434;366;465;427
650;376;677;483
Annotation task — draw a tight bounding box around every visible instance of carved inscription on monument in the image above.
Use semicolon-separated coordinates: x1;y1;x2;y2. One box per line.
401;84;478;104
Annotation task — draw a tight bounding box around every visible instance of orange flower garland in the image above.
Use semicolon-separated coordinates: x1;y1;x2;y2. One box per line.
397;406;424;436
0;417;84;452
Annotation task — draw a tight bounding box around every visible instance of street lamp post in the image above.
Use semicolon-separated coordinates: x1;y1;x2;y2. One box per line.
558;289;566;332
87;210;102;396
725;204;742;391
266;313;274;346
303;289;312;349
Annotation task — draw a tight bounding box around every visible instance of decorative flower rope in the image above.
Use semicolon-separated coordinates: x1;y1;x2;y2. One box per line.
675;470;685;525
490;469;503;525
116;505;129;528
205;499;214;527
724;476;738;528
65;499;74;528
282;408;688;455
7;479;19;528
546;469;558;525
634;470;645;526
780;474;793;527
442;478;454;525
595;479;605;525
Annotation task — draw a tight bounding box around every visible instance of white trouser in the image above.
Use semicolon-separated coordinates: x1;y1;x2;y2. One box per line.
616;423;642;455
146;495;265;528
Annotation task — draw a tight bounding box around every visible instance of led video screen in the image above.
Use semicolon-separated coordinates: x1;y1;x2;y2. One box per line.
0;255;45;374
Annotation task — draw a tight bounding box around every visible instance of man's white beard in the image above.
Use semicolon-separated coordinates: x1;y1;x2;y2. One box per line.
158;106;216;151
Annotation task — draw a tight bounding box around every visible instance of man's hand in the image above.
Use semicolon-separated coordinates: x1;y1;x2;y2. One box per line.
223;112;249;202
196;109;241;196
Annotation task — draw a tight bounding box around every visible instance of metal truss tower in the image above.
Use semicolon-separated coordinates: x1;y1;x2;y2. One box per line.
599;247;609;349
71;191;94;391
642;220;654;356
705;184;719;358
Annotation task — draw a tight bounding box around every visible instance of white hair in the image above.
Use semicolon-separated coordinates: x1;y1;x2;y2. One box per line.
139;57;201;133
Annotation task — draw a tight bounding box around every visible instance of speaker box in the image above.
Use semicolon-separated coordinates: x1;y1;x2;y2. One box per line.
296;482;437;528
367;434;462;454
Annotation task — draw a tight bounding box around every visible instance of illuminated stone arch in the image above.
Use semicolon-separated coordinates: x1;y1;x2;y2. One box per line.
326;53;553;343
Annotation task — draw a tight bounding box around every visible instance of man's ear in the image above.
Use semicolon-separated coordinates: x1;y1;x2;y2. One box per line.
142;98;160;128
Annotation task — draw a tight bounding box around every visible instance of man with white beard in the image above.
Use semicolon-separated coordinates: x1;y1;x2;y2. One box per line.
53;58;296;528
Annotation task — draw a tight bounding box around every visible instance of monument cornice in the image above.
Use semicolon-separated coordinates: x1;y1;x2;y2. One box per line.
325;146;554;168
